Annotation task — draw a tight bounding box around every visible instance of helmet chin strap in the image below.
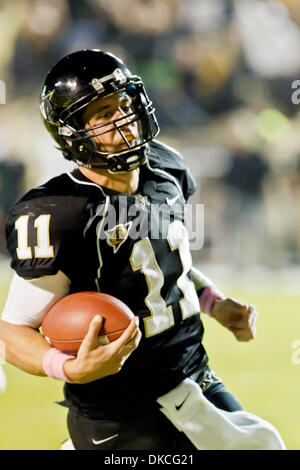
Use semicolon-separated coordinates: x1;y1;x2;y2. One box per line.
77;145;149;173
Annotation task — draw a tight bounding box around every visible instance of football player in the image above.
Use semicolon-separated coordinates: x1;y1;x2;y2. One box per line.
0;50;284;450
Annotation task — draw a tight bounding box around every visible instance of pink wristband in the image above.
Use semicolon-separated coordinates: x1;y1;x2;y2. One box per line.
43;348;74;383
199;285;225;316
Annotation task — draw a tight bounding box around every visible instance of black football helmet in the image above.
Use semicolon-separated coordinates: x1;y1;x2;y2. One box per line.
40;49;160;172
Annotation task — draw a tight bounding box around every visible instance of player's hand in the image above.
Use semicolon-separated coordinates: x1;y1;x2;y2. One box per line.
210;298;257;342
64;315;141;384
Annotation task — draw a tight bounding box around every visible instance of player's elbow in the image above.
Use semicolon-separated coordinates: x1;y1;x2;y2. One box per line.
0;319;10;342
0;320;7;362
0;320;38;366
0;319;22;361
0;319;14;364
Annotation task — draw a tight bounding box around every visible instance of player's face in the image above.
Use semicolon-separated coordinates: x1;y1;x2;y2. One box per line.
82;92;140;153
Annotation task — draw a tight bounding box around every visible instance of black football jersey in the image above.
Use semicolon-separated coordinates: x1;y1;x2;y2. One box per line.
6;140;209;417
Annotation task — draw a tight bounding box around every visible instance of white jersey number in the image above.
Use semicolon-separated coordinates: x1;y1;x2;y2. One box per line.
15;214;54;260
130;220;199;337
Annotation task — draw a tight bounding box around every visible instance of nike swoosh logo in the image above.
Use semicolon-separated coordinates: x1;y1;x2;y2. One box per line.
166;194;180;206
175;392;190;411
92;433;119;445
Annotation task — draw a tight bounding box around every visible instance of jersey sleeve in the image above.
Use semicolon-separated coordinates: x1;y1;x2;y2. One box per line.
189;266;214;296
149;140;197;202
5;190;82;279
1;271;70;327
181;165;197;202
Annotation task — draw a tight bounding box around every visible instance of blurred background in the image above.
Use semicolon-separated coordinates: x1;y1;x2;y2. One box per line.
0;0;300;450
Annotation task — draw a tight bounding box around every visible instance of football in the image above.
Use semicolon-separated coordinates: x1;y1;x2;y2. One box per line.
41;291;135;355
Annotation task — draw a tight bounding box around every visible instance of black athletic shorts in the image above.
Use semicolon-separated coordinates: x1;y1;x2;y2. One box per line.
66;369;242;450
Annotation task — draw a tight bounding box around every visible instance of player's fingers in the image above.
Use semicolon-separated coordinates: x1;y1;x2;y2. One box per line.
125;325;142;347
227;318;248;329
249;305;258;322
118;327;142;357
235;334;253;342
80;315;103;353
227;298;248;311
111;316;140;352
250;315;257;336
230;327;256;341
221;299;248;322
229;327;254;341
244;306;257;332
227;305;256;329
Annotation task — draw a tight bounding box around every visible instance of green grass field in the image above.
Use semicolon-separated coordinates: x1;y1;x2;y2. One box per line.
0;282;299;450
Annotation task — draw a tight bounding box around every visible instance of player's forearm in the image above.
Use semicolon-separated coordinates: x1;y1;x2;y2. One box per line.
190;266;214;294
0;320;50;376
190;267;225;315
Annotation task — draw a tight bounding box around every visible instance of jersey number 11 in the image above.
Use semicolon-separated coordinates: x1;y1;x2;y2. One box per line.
15;215;54;259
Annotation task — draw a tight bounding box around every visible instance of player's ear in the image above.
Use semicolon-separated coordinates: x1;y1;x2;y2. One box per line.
66;139;72;147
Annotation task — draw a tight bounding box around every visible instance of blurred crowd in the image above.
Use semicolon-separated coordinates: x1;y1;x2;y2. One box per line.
0;0;300;268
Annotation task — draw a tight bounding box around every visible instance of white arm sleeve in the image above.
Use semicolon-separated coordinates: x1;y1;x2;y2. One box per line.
1;271;71;328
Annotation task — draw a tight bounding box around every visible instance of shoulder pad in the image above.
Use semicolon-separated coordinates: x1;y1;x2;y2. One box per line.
148;140;187;171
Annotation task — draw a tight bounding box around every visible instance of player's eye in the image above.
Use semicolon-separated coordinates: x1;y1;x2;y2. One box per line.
122;105;132;113
95;110;114;120
120;97;132;112
103;111;114;118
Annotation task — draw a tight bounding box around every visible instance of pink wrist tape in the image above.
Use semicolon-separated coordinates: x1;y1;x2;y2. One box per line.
43;348;74;382
199;285;225;316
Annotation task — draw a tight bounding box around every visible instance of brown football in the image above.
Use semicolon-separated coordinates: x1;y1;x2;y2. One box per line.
41;291;134;355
